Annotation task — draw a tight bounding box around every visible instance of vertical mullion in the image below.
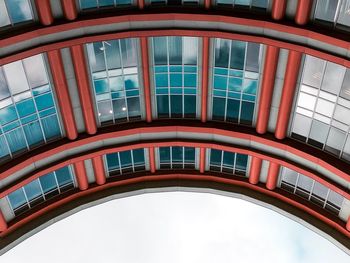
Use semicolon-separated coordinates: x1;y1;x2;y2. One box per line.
53;171;61;194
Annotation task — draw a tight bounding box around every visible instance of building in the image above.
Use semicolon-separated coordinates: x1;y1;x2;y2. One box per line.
0;0;350;255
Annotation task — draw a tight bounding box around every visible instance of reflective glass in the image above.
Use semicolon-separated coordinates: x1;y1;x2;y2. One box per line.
80;0;133;9
55;167;73;187
23;180;42;201
0;0;10;27
315;0;339;22
39;173;58;193
3;0;32;26
158;146;196;169
209;149;248;175
8;188;26;210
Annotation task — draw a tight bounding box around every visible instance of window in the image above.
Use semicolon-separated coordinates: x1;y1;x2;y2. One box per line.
151;37;199;119
209;149;248;176
86;39;143;125
7;166;75;216
314;0;350;29
105;149;146;176
79;0;133;9
211;38;262;125
279;167;344;216
215;0;269;9
291;55;350;161
0;54;62;163
0;0;33;28
158;146;196;169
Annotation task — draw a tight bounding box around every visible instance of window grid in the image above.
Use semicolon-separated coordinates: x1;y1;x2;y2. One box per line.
152;36;200;119
105;149;146;176
279;167;344;216
79;0;133;9
208;149;248;176
157;146;196;169
87;39;143;126
215;0;269;9
0;0;34;28
314;0;350;29
0;55;63;163
149;0;199;5
290;55;350;161
6;166;76;217
211;38;261;126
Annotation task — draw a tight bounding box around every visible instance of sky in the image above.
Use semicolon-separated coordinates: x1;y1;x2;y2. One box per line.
1;191;349;263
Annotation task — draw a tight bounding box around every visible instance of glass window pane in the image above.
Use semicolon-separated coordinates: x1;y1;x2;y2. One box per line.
23;179;42;201
157;95;169;117
245;42;260;72
315;98;335;117
303;56;325;88
327;190;343;207
159;147;170;163
23;121;44;146
183;37;197;65
6;0;32;24
0;0;11;27
212;97;225;120
210;149;222;166
223;151;235;167
340;69;350;100
235;154;248;170
55;167;73;187
226;99;240;122
87;42;106;73
39;173;58;193
308;120;329;146
6;128;27;153
282;168;298;185
215;39;230;68
127;97;140;117
172;147;183;162
3;61;30;95
230;41;245;70
184;147;195;163
8;188;27;209
170;95;182;116
292;113;312;138
112;99;127;120
133;149;145;165
169;37;182;65
0;68;10;100
338;0;350;26
119;150;132;167
184;95;196;117
321;62;346;95
23;54;48;88
315;0;339;22
325;127;345;155
120;39;137;68
41;115;61;140
297;175;313;192
297;92;317;110
80;0;97;9
153;37;168;65
240;101;254;124
106;153;120;170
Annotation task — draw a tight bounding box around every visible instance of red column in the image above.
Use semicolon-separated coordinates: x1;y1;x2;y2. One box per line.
70;45;97;135
249;157;262;185
74;161;89;191
61;0;77;21
149;147;156;173
47;50;78;140
275;50;302;140
295;0;313;25
347;217;350;232
201;37;209;123
256;46;279;134
140;37;152;122
0;210;7;232
35;0;54;25
138;0;145;9
271;0;287;20
204;0;211;9
92;156;106;185
199;147;206;173
266;162;280;190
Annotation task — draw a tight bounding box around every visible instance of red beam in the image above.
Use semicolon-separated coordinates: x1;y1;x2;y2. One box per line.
295;0;313;25
92;156;106;185
249;157;262;185
0;211;7;232
73;161;89;191
275;50;302;139
256;45;279;134
149;147;156;173
204;0;211;9
35;0;54;26
347;217;350;232
70;45;97;135
61;0;77;21
271;0;287;20
201;37;209;122
138;0;145;9
140;37;152;122
47;50;78;140
200;147;206;173
266;162;280;190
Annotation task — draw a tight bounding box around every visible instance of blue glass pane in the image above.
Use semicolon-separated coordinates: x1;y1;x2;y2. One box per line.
23;180;42;201
168;37;182;65
6;128;27;153
117;0;132;4
184;66;197;73
23;121;44;146
80;0;98;9
214;68;228;75
217;0;233;4
16;99;36;118
106;153;120;170
223;151;235;167
184;95;196;116
214;90;227;97
242;94;256;102
133;149;145;165
227;99;240;122
210;149;222;166
230;41;246;70
155;66;168;73
8;188;26;209
184;74;197;87
0;135;9;158
228;92;241;99
240;101;254;124
3;121;20;133
0;106;18;126
127;97;140;117
41;115;61;140
170;95;182;116
170;74;182;87
215;39;230;68
170;66;182;72
243;79;258;95
184;88;196;95
32;85;50;96
99;0;114;6
228;77;243;92
170;88;182;95
126;90;139;97
112;91;125;99
235;0;250;6
39;173;57;193
157;96;169;116
214;75;227;90
159;147;170;163
153;37;167;65
252;0;267;8
119;150;132;167
155;74;168;87
124;75;139;90
184;147;195;162
235;154;248;170
7;0;32;24
21;114;38;125
35;93;54;111
94;79;109;94
39;107;56;118
172;147;183;162
212;97;225;119
55;167;73;187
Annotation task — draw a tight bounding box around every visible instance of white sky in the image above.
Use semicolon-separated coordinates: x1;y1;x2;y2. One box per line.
1;191;349;262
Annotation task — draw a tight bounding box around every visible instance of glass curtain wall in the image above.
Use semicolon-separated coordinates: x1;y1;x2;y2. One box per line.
0;0;33;28
314;0;350;28
79;0;133;9
215;0;269;9
105;149;146;176
208;149;248;176
157;146;196;169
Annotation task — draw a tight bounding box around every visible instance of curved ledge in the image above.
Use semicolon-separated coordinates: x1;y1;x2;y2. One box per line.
1;13;350;66
0;122;349;199
0;172;349;255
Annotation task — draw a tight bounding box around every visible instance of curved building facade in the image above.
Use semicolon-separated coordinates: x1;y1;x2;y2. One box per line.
1;0;350;255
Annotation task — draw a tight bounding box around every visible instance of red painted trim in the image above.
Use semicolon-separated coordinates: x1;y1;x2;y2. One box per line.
275;50;302;140
138;0;145;9
249;157;262;184
70;45;97;135
271;0;287;20
141;37;152;122
47;50;78;140
200;147;206;173
295;0;313;25
34;0;54;26
1;127;350;199
61;0;78;21
201;37;209;123
266;162;280;190
2;174;349;238
92;156;106;185
204;0;211;9
347;217;350;232
0;210;7;232
256;45;279;134
1;14;350;66
149;147;156;173
73;161;89;191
